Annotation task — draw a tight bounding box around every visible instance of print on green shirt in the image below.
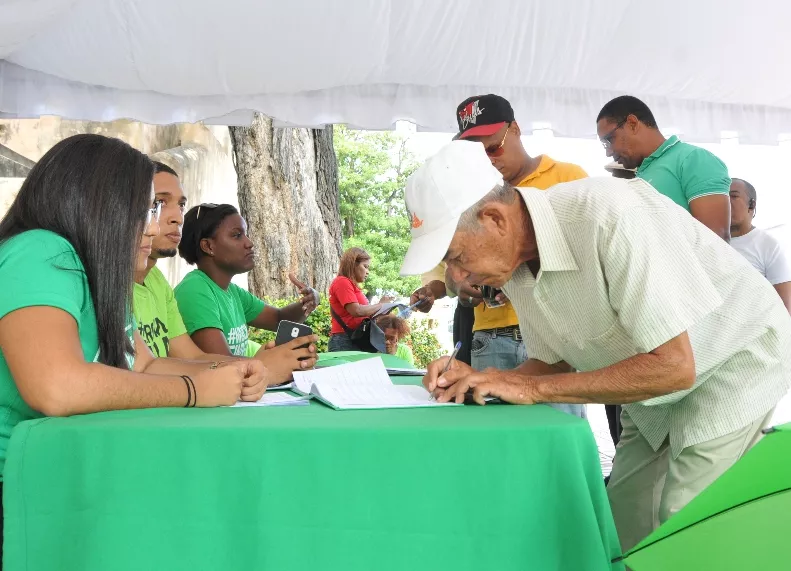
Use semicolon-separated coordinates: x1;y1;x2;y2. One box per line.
133;266;187;357
174;269;266;357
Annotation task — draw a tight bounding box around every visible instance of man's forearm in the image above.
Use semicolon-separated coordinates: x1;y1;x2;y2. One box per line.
528;347;694;405
515;358;572;376
280;302;307;324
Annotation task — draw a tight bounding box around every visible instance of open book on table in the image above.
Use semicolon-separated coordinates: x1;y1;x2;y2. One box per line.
292;357;458;410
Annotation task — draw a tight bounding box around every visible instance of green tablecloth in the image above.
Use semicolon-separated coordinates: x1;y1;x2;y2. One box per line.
3;354;623;571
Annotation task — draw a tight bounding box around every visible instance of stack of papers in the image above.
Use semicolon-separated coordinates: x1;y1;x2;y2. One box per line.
292;357;458;410
231;392;311;407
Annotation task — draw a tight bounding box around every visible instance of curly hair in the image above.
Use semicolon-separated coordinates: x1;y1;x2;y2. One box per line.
375;314;411;339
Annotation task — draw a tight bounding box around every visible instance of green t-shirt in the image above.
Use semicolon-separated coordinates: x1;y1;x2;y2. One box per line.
0;230;134;476
395;343;415;367
636;135;731;211
174;269;266;357
133;266;188;357
245;340;262;357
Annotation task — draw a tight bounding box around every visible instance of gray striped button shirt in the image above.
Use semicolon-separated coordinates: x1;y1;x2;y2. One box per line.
502;178;791;456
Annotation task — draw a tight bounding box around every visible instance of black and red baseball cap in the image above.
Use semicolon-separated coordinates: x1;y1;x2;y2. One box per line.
454;94;515;140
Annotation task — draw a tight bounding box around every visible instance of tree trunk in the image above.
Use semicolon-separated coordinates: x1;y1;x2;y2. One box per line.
229;114;342;300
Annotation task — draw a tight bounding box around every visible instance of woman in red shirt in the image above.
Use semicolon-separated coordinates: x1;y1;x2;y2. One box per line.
328;247;391;352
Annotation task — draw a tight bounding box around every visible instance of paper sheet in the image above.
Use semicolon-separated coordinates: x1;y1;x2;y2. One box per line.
292;357;392;395
293;357;457;409
231;392;311;407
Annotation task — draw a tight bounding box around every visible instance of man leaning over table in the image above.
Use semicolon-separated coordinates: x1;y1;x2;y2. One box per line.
401;141;791;551
410;94;587;418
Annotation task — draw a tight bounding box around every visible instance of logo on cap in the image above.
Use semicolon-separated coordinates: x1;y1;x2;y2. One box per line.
411;212;423;229
459;100;485;130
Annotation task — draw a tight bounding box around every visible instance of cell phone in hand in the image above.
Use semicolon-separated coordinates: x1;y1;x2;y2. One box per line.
479;285;505;308
274;320;313;347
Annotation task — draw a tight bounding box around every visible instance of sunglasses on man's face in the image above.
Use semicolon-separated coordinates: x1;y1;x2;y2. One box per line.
485;123;512;157
196;203;219;219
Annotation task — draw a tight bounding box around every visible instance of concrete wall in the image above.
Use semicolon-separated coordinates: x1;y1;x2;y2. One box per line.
0;178;23;216
0;118;239;288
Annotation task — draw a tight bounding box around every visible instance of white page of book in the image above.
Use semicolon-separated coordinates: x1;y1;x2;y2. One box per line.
292;357;392;395
231;392;311;407
312;379;457;409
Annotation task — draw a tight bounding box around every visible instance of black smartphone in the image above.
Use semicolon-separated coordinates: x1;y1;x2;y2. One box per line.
274;320;313;347
479;285;505;309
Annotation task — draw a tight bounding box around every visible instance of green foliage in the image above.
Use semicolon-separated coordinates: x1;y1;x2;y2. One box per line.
334;125;421;296
405;319;443;369
249;295;332;353
248;294;442;368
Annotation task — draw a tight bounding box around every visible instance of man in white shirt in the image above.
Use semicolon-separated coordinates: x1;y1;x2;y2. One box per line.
729;178;791;311
401;141;791;551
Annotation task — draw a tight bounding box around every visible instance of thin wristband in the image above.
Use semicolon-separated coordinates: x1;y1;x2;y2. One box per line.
181;375;192;408
186;375;197;408
181;375;196;408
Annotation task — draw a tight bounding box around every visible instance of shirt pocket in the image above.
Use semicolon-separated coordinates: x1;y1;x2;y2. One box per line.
560;319;637;372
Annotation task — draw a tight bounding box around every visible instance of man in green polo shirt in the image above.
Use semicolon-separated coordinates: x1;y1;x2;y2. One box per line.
596;95;731;241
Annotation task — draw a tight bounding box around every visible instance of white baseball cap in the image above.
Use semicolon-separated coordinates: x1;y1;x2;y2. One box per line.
399;140;503;276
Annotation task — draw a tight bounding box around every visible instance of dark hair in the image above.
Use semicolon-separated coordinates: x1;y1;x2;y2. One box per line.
597;95;658;129
338;247;370;280
375;315;410;338
153;161;178;178
732;177;757;208
179;203;239;265
0;134;154;369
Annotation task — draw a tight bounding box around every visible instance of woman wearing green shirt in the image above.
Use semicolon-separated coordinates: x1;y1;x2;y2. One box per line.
175;204;319;367
0;135;268;557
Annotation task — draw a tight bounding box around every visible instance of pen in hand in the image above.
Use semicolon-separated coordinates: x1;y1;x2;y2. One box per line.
430;341;462;401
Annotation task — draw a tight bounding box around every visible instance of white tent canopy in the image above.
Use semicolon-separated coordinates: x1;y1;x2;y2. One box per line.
2;0;791;143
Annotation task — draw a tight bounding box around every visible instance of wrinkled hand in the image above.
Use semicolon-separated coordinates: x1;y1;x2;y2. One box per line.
289;273;319;316
457;283;483;308
422;353;476;401
410;286;435;312
436;367;540;405
254;334;319;383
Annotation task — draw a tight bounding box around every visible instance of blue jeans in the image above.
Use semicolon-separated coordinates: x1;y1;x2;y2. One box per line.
471;330;586;419
328;334;359;352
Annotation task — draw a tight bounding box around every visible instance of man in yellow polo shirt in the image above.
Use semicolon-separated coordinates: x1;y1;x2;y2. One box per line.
411;94;587;417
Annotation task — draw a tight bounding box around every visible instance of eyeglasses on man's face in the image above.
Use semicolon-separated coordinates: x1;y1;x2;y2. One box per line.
600;119;627;150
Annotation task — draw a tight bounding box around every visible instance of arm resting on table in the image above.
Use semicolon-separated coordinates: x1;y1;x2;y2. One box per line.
532;332;695;405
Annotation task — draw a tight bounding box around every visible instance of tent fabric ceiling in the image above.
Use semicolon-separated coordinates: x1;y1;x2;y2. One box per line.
2;0;791;143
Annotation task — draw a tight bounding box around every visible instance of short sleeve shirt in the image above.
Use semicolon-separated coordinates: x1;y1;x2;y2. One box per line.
329;276;369;334
501;179;791;456
0;230;135;475
174;269;265;356
636;136;731;211
133;266;188;357
730;228;791;285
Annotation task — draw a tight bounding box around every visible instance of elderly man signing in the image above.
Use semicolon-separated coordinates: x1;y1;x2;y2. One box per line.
400;141;791;551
